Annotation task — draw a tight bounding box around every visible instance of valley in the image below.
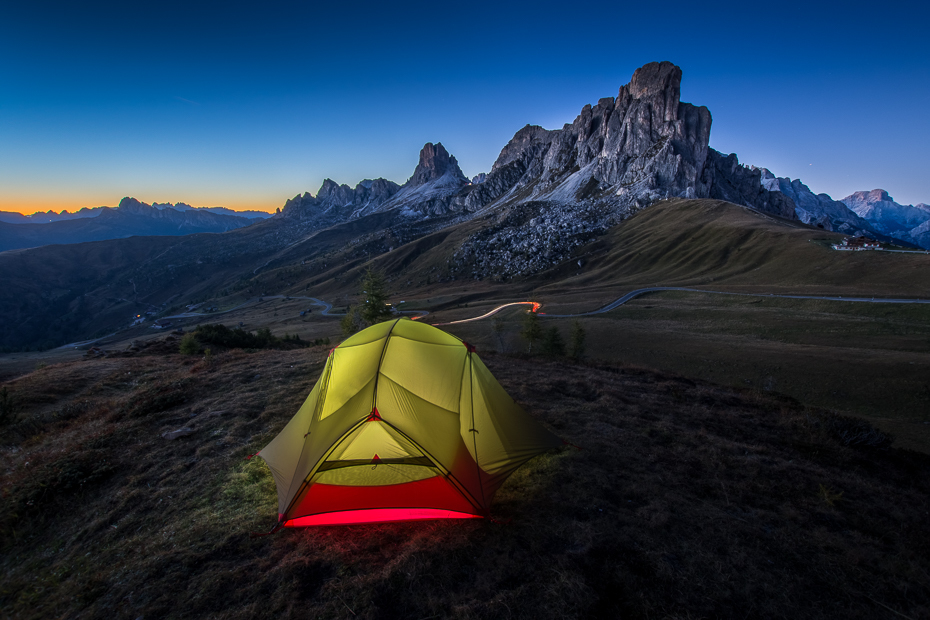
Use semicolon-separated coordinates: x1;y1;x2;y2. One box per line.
3;199;928;452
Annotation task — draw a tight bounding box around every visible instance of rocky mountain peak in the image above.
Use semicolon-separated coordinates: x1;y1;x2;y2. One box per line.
117;197;153;215
626;61;681;122
408;142;468;187
316;179;341;199
840;189;930;248
316;179;356;206
840;189;894;206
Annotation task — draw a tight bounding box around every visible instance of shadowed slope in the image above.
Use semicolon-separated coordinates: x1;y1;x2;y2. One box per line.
0;348;927;619
566;199;930;297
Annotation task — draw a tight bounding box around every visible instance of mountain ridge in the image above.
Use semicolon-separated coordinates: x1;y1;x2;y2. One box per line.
0;198;258;253
0;202;271;225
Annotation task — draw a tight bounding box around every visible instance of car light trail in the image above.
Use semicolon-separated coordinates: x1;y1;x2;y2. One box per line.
432;302;539;326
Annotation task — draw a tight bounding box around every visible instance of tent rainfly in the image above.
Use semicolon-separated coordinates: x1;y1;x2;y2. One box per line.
258;318;561;527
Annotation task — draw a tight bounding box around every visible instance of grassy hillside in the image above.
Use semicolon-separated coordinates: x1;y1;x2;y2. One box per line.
548;199;930;299
1;339;928;619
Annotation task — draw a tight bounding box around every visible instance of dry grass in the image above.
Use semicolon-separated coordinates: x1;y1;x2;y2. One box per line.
1;342;929;619
441;293;930;453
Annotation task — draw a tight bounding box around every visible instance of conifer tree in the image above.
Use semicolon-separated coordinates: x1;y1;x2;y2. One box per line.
541;326;566;356
521;310;542;354
359;268;394;326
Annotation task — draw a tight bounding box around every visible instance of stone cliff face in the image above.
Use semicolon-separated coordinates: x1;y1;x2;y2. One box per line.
407;142;468;187
703;153;797;220
455;61;794;222
469;62;715;210
281;61;804;237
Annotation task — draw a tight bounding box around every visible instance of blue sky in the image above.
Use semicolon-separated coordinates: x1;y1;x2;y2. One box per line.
1;0;928;213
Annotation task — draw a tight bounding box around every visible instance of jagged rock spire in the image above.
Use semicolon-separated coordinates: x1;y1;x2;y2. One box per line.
407;142;468;187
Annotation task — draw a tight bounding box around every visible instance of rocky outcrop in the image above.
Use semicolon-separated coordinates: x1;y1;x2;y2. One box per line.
463;62;714;211
378;143;470;216
703;153;797;220
277;61;807;246
273;60;928;275
407;142;468;187
280;177;400;228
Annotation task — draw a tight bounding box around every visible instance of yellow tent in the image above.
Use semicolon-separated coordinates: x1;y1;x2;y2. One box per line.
258;318;561;526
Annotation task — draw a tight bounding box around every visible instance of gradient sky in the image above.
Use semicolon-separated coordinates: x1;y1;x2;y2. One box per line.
2;0;928;214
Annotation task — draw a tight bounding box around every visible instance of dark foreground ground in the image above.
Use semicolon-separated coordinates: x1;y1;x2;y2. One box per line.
1;339;928;619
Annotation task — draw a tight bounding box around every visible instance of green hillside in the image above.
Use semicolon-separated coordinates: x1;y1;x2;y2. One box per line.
561;199;930;297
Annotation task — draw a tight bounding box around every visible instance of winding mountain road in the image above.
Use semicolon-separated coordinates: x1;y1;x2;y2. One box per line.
164;287;930;326
62;287;929;351
162;295;346;320
433;287;930;325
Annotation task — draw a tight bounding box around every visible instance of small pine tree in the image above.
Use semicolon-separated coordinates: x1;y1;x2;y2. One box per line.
541;326;566;356
179;333;200;355
521;310;542;354
359;268;394;326
570;320;586;359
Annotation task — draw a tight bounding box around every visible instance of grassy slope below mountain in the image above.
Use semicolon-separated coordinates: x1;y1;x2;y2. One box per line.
1;345;927;619
531;199;930;306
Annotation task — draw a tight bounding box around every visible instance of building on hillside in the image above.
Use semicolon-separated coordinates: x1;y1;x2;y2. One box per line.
832;236;882;251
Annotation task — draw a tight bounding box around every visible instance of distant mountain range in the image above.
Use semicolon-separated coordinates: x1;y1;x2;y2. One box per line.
0;201;272;225
0;197;262;252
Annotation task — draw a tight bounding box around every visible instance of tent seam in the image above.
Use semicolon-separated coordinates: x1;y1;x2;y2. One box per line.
467;352;488;514
285;319;401;521
370;318;402;414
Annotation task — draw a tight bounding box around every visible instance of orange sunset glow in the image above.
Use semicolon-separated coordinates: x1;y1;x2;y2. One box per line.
1;194;280;216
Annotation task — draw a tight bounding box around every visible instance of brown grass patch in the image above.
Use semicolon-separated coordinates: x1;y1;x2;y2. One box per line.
1;348;928;619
